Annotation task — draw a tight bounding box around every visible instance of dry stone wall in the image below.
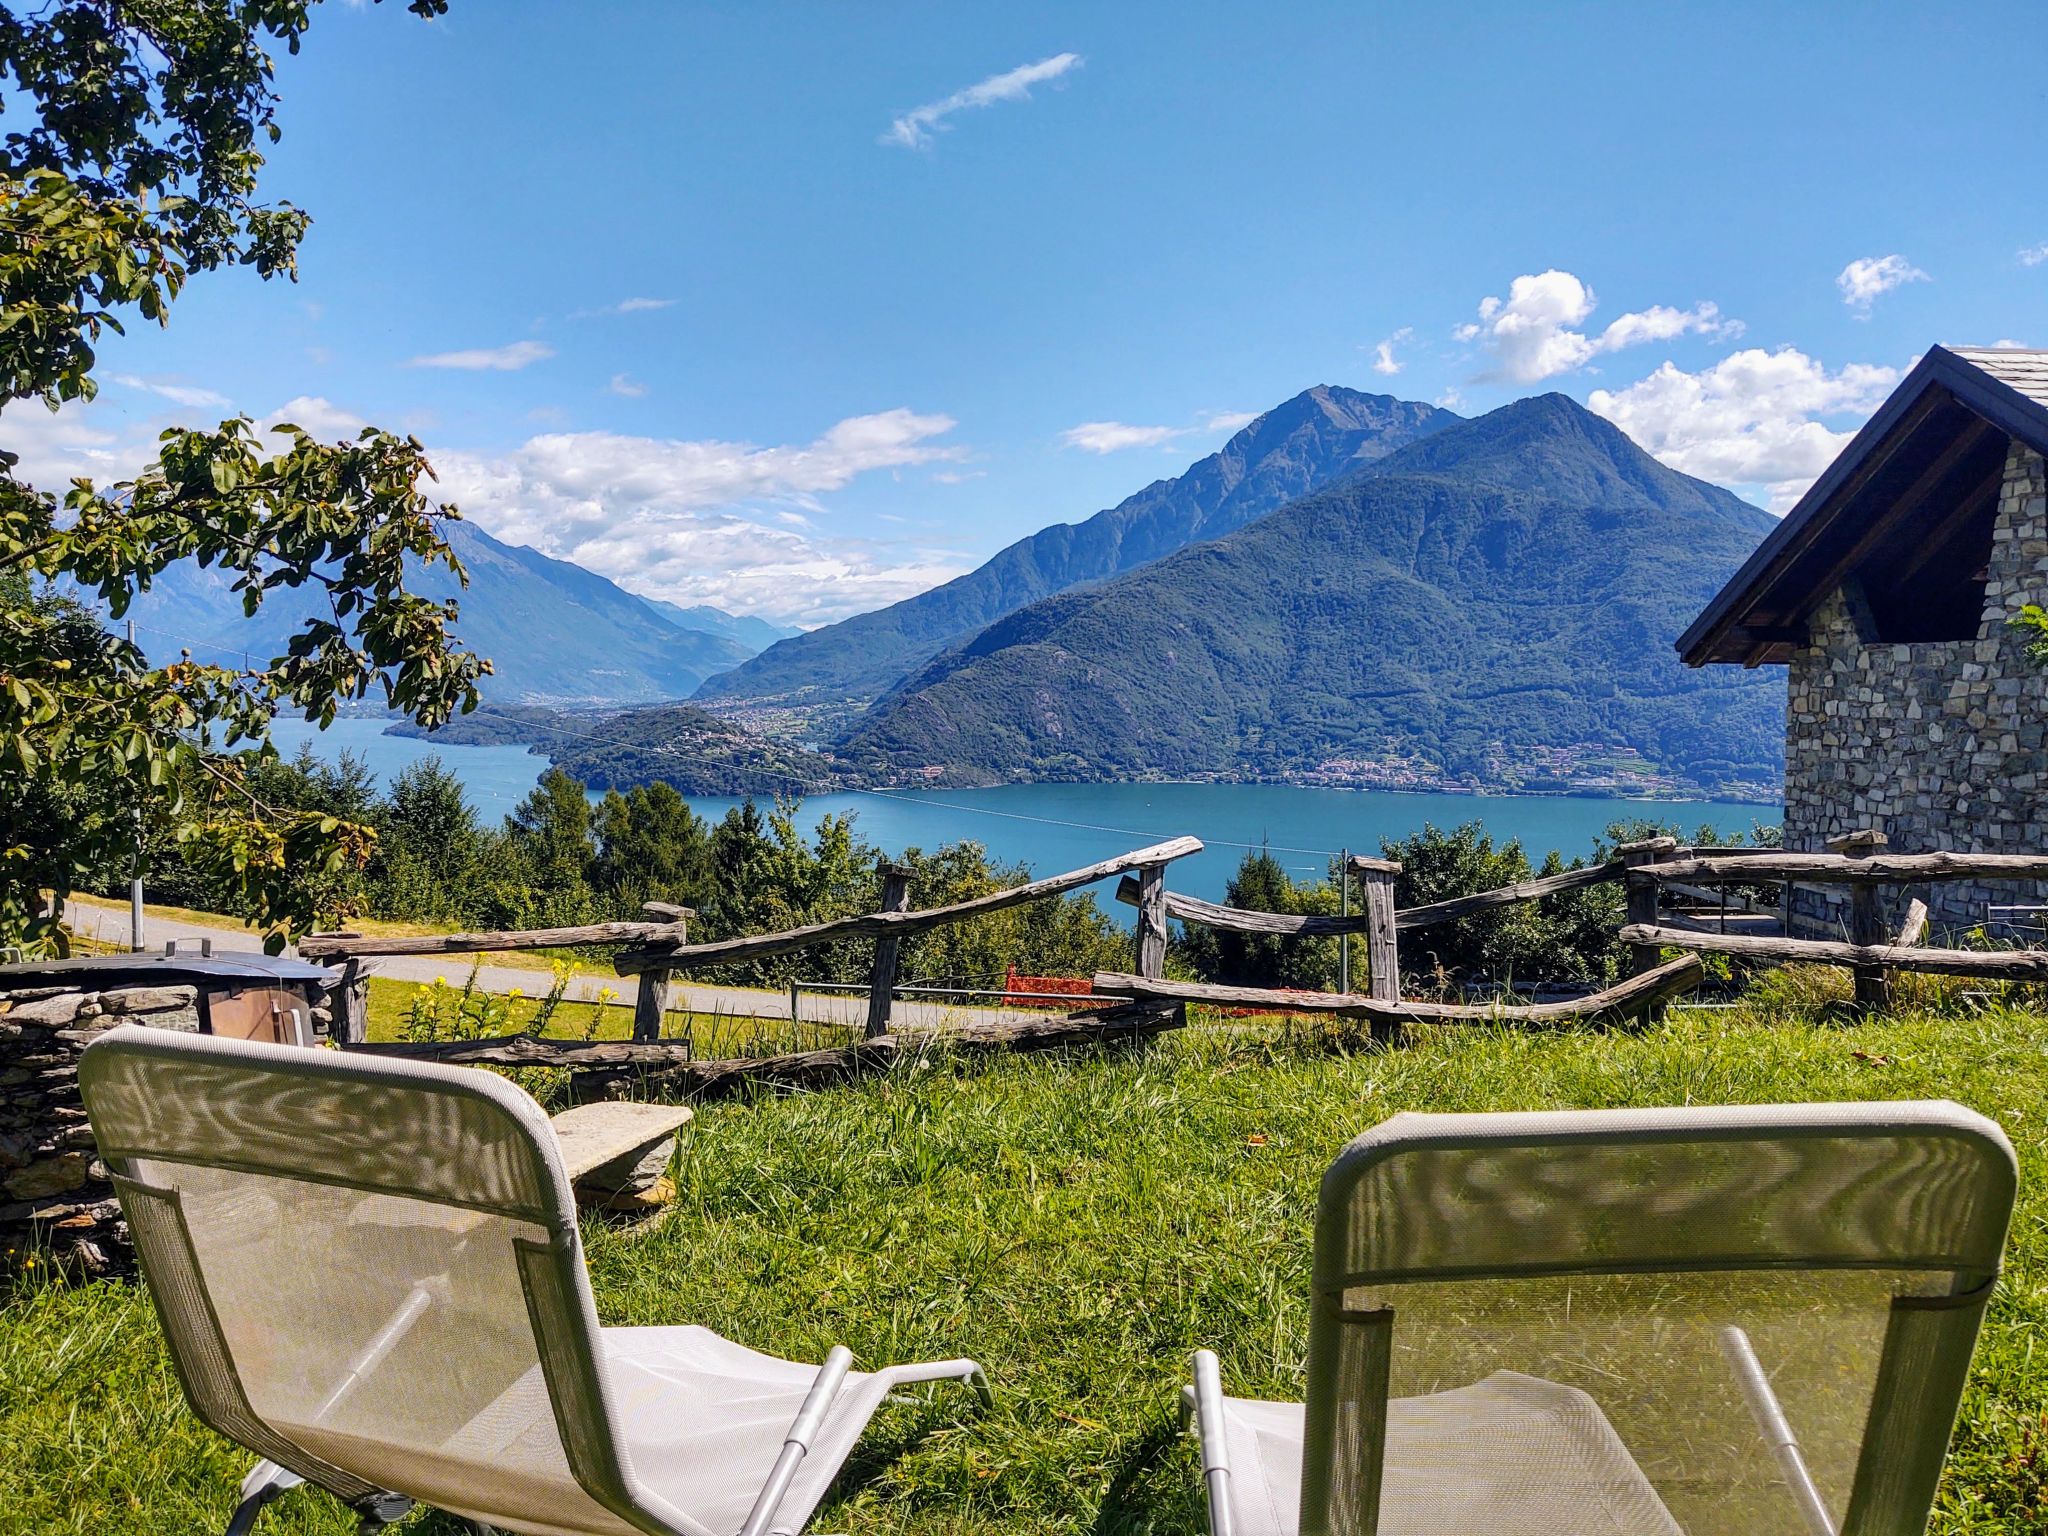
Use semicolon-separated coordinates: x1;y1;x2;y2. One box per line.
1784;441;2048;934
0;983;199;1274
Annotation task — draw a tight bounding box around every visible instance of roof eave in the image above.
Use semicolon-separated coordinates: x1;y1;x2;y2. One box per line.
1677;346;2048;666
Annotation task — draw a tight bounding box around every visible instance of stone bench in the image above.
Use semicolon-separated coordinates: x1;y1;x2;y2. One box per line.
549;1101;694;1213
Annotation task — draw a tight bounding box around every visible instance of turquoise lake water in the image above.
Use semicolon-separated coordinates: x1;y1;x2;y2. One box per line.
268;717;1771;902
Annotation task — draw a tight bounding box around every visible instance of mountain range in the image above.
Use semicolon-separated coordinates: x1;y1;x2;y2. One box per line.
109;380;1790;801
116;519;778;704
833;394;1782;797
695;387;1453;736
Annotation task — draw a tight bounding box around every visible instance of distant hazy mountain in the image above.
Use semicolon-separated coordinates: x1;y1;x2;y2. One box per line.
644;599;801;654
694;387;1456;727
834;395;1784;799
115;520;760;705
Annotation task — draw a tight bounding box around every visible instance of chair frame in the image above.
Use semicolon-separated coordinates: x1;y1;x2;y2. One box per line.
80;1024;991;1536
1180;1100;2016;1536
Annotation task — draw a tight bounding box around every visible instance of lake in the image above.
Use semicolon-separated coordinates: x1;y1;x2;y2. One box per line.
269;717;1772;902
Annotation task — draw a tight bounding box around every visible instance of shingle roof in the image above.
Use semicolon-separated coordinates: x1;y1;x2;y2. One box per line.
1948;346;2048;412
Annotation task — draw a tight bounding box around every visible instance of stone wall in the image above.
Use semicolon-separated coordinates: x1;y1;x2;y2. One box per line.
0;983;199;1274
1784;440;2048;934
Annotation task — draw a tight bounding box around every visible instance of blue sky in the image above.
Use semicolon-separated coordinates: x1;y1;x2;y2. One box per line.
10;1;2047;624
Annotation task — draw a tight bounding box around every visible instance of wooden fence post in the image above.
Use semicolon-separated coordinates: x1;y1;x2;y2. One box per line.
632;969;673;1042
1135;861;1169;980
1337;848;1352;994
328;957;368;1045
865;862;914;1038
1831;828;1891;1010
1619;838;1677;980
632;905;684;1043
1349;857;1403;1003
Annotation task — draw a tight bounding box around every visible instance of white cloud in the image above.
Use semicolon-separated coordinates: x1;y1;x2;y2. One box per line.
1371;327;1413;376
1595;303;1741;352
2021;244;2048;268
0;392;377;488
1202;409;1259;434
572;297;676;319
1587;346;1900;512
1837;254;1928;315
1459;270;1740;383
263;396;372;441
429;408;971;623
1060;420;1184;454
0;398;140;487
4;384;973;624
608;373;647;398
408;340;555;371
882;52;1081;150
107;373;231;410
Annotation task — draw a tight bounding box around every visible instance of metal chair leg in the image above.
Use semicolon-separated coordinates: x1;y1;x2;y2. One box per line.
223;1461;300;1536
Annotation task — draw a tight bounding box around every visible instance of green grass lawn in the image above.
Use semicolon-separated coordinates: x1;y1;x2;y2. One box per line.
3;992;2044;1533
360;974;857;1057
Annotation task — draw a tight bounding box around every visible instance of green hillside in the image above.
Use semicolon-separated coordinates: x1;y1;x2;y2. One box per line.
694;387;1454;732
836;395;1784;799
392;701;835;796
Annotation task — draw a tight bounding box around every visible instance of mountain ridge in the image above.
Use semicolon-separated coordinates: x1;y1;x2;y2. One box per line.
693;386;1457;730
113;520;774;705
834;394;1784;799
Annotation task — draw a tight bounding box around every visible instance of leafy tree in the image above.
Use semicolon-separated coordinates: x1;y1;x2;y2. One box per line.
372;755;487;920
894;839;1128;993
592;783;713;914
1378;822;1541;988
502;768;598;928
0;0;482;952
1179;847;1340;990
2013;604;2048;670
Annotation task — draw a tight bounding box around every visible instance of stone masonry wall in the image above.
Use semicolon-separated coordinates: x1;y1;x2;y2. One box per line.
1;983;199;1275
1784;441;2048;934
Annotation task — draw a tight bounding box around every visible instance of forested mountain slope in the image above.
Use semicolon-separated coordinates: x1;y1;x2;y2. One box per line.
835;395;1783;799
694;387;1455;728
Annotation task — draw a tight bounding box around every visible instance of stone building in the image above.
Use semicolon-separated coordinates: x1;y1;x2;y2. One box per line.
1680;346;2048;934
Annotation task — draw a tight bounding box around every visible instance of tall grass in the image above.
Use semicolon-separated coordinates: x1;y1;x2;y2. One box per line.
3;994;2042;1533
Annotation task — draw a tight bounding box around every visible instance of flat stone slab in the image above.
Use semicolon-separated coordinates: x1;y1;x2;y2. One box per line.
549;1101;693;1195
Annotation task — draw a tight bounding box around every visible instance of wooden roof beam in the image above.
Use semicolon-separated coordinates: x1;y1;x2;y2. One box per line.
1691;386;1953;660
1885;452;2011;588
1795;414;1999;611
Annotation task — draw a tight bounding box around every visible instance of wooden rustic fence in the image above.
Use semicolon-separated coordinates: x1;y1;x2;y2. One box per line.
1095;828;2048;1022
299;827;2048;1099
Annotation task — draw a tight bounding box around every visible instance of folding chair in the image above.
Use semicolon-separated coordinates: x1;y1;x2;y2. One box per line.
79;1025;991;1536
1180;1101;2016;1535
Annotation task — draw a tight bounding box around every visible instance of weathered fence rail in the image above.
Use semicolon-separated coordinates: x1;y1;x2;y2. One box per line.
298;917;687;959
610;837;1202;978
313;824;2048;1100
1618;924;2048;981
310;837;1205;1049
1092;954;1704;1027
348;1002;1184;1102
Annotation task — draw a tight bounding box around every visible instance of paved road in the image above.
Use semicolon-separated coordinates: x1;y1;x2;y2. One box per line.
62;898;1059;1032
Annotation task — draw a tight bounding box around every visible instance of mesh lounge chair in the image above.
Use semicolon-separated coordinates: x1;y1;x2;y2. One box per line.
79;1025;992;1536
1180;1101;2016;1536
